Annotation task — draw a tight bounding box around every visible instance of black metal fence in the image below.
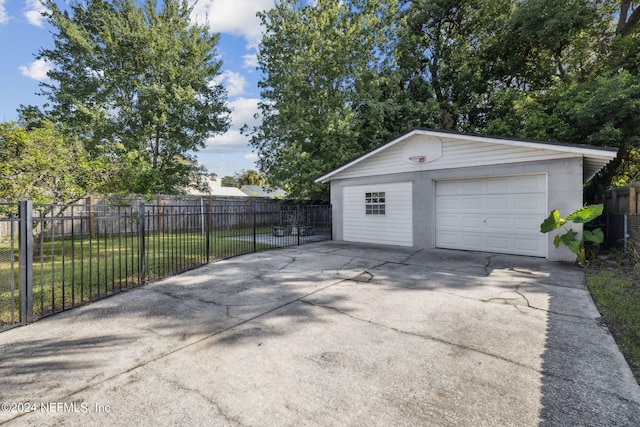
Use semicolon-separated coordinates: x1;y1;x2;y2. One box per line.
0;201;331;331
0;204;19;329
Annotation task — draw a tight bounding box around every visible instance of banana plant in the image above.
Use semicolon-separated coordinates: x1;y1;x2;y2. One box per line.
540;204;604;265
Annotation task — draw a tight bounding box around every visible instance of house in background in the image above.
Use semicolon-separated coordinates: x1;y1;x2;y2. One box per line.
316;128;618;261
186;176;248;197
240;185;287;199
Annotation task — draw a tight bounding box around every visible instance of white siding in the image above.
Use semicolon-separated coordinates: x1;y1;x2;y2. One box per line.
329;137;577;181
343;182;413;246
435;175;547;257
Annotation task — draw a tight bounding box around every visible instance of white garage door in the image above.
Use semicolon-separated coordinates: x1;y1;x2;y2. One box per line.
435;175;547;257
343;182;413;246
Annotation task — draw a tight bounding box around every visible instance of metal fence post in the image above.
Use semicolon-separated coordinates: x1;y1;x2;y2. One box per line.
624;213;628;252
138;201;146;283
18;200;33;324
329;205;333;241
205;201;211;263
297;205;301;246
253;204;257;253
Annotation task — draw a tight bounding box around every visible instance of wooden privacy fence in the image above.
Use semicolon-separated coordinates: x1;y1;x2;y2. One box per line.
0;195;280;239
598;182;640;249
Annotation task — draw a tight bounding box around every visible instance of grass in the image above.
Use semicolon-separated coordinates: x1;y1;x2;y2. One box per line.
0;228;276;325
585;251;640;383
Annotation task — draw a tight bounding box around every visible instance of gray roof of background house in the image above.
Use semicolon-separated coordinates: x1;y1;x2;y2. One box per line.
240;185;287;198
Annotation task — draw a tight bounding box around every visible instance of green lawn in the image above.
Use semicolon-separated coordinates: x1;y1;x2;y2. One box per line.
586;262;640;383
1;229;275;325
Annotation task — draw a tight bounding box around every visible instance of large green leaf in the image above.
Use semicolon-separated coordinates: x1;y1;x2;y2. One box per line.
558;229;579;247
566;204;604;224
583;228;604;244
567;240;581;256
540;210;566;233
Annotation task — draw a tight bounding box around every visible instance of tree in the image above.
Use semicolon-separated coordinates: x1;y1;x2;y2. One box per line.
248;0;395;200
237;170;266;187
395;0;516;131
221;176;237;188
482;1;640;196
0;121;105;204
22;0;230;195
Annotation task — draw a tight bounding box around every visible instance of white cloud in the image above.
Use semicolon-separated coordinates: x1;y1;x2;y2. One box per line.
19;58;52;81
0;0;9;24
203;129;247;152
242;53;258;70
203;97;260;153
229;97;260;128
24;0;47;27
190;0;274;47
219;70;247;97
244;153;258;161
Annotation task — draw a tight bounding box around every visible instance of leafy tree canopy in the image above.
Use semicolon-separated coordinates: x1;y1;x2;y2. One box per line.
252;0;640;199
20;0;230;196
0;121;106;204
237;170;266;187
248;0;398;200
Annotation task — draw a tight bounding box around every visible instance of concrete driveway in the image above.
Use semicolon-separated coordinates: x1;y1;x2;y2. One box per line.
1;241;639;426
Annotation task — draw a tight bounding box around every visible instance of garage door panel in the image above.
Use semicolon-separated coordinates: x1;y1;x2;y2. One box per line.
436;232;458;247
436;197;459;211
461;180;483;193
486;178;509;192
512;175;546;192
515;237;544;253
437;215;459;228
514;217;543;231
461;234;483;248
435;181;458;195
461;216;483;228
486;196;509;210
436;175;547;257
486;236;510;252
485;217;510;231
461;197;484;210
512;194;546;212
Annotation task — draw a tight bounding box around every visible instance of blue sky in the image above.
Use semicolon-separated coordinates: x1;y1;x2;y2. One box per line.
0;0;276;178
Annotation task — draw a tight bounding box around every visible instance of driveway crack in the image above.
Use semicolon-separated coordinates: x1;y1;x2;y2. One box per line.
276;255;296;271
484;255;496;276
5;271;367;418
399;248;424;264
300;300;540;372
162;377;248;426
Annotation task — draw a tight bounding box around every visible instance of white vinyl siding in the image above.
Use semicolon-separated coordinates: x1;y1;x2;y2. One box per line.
343;182;413;246
328;138;576;181
435;175;547;257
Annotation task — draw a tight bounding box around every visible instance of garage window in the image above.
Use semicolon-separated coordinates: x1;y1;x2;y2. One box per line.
365;192;386;215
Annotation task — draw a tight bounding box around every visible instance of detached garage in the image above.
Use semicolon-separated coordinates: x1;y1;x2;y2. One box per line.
316;129;618;261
